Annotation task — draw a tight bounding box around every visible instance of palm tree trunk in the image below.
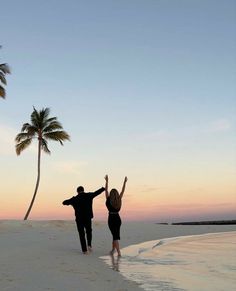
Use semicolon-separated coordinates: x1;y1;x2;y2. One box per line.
24;139;41;220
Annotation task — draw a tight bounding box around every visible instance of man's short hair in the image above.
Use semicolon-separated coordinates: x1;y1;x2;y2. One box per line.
77;186;84;193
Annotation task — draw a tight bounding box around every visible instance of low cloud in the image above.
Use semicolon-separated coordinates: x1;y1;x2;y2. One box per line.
208;118;232;133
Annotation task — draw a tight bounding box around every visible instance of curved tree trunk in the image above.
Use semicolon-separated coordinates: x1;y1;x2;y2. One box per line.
24;139;41;220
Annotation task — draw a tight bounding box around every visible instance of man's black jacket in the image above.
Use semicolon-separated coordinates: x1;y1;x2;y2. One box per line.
62;187;105;219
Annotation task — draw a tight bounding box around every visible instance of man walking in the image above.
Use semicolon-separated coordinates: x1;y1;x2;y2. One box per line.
62;185;105;254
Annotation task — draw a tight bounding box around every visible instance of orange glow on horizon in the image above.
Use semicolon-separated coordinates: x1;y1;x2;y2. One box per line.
1;200;236;222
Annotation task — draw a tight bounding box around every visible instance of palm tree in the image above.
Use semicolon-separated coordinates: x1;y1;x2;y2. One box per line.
15;107;70;220
0;46;11;98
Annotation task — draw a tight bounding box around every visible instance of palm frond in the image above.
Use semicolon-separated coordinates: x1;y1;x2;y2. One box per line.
0;72;7;85
0;63;11;74
21;123;38;135
43;131;70;145
41;139;51;154
31;108;40;128
40;107;50;120
15;132;33;143
15;138;32;155
0;85;5;98
0;63;10;99
21;123;31;132
31;107;51;129
45;117;57;123
43;121;63;133
38;108;50;128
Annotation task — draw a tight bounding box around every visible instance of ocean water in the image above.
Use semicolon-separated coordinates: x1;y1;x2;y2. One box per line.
101;232;236;291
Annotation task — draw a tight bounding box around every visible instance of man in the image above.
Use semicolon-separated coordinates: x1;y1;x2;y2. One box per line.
62;185;105;254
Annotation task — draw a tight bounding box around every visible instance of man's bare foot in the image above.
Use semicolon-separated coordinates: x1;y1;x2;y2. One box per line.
88;246;92;252
83;251;89;255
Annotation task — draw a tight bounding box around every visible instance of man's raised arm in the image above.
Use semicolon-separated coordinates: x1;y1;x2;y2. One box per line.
91;187;105;198
62;197;74;205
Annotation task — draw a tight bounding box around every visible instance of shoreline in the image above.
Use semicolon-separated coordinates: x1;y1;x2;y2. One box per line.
112;231;236;291
1;220;236;291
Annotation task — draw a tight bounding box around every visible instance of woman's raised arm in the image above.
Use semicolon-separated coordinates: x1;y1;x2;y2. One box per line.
120;176;128;199
104;175;109;198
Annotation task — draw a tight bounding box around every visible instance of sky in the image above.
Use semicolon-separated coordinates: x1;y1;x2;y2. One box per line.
0;0;235;222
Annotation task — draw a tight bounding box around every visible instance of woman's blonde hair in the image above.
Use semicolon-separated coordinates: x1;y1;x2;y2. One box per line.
110;188;122;210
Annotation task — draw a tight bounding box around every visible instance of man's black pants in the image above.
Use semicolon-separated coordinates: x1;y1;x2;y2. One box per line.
75;218;92;252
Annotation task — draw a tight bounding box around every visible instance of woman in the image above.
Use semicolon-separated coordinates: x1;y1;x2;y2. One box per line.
104;175;128;256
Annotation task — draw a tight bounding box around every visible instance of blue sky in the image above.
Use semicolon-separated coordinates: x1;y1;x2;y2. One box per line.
0;0;235;221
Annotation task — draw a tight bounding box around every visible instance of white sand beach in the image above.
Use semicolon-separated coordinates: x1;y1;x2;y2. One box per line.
1;220;236;291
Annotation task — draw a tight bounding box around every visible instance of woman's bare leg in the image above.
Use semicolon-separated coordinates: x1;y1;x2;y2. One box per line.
110;241;115;255
114;240;121;256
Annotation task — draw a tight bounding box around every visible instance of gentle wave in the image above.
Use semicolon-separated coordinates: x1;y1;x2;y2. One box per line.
100;231;236;291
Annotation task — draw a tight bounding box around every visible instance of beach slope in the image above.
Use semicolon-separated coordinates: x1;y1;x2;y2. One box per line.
1;220;236;291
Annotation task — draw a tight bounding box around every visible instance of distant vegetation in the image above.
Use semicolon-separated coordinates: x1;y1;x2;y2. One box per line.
172;220;236;225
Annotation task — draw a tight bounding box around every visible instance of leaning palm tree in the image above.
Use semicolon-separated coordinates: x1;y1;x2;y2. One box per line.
15;107;70;220
0;46;11;98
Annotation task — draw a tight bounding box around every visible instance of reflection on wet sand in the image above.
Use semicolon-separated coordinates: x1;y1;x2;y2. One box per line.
110;254;121;272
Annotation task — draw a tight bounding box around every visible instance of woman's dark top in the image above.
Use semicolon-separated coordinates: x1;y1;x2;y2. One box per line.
106;197;121;240
106;197;120;213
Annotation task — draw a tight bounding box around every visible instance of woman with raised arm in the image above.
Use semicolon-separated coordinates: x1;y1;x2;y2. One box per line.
104;175;128;256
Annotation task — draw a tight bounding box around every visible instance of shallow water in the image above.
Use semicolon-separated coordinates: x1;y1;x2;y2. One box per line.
101;232;236;291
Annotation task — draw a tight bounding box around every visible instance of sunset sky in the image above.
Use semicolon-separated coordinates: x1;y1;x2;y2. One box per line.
0;0;235;222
